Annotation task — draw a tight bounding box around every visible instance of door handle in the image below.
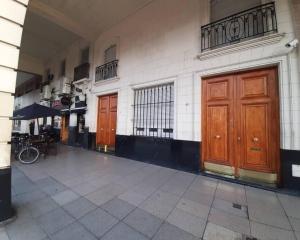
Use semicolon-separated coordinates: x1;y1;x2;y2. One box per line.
215;135;221;139
112;129;115;131
237;137;241;141
252;137;259;143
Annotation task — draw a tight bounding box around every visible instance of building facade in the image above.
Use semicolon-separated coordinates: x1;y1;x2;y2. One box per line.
12;0;300;192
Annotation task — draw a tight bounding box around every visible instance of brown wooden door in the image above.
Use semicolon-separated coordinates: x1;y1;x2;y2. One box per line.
202;67;279;178
61;115;69;144
202;75;234;167
96;94;118;148
235;68;280;174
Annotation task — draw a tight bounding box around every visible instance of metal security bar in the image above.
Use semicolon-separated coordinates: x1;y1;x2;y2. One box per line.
201;2;277;52
95;60;118;81
133;83;174;139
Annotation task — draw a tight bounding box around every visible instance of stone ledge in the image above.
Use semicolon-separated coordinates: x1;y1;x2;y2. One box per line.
198;33;286;60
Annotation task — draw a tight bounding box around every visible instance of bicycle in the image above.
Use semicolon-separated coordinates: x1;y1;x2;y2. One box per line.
12;133;56;164
17;138;40;164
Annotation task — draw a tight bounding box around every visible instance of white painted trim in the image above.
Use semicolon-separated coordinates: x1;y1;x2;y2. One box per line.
198;33;285;60
130;75;177;89
93;77;120;87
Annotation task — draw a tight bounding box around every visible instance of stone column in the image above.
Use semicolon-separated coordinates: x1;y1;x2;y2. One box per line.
0;0;28;222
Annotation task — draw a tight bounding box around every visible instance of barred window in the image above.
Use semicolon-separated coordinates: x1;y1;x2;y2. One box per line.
133;83;174;139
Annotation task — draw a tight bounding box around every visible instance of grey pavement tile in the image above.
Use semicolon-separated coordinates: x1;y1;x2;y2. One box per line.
153;223;198;240
278;194;300;219
13;189;47;206
247;187;281;210
124;208;163;238
101;198;136;220
99;183;128;196
102;222;149;240
35;177;67;196
176;198;210;220
290;217;300;232
6;219;47;240
140;197;175;220
215;182;247;205
183;188;214;206
50;222;97;240
147;190;180;206
119;190;149;206
203;222;243;240
27;197;59;218
248;204;292;230
13;177;38;195
37;208;75;235
71;182;100;196
63;197;97;219
51;190;80;206
79;208;118;238
208;208;250;235
0;228;9;240
166;208;206;238
250;221;296;240
85;189;115;206
212;198;248;218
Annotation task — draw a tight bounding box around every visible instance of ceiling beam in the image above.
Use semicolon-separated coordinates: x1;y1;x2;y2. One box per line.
28;0;94;40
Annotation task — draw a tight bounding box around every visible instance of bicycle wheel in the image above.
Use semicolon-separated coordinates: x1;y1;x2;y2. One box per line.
18;147;40;164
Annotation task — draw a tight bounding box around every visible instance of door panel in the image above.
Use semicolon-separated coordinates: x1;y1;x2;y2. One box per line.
202;67;280;181
242;104;269;170
108;95;118;146
236;69;279;174
207;105;229;164
202;76;234;167
96;94;118;148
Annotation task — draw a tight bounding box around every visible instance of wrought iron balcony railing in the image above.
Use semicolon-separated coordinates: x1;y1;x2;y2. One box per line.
74;62;90;82
201;2;278;52
95;60;118;81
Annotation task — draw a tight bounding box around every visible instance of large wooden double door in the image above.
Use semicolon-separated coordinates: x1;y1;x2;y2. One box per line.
202;68;280;182
96;94;118;149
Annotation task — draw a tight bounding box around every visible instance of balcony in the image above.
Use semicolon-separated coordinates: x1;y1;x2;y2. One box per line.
74;62;90;82
201;2;278;52
95;60;118;82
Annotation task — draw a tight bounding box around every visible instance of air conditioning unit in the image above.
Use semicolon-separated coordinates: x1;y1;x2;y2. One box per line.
61;77;71;95
41;84;51;100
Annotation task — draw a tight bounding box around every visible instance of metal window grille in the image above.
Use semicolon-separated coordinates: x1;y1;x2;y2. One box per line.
133;83;174;139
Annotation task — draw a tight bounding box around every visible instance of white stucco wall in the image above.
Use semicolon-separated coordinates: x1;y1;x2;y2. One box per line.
17;0;300;151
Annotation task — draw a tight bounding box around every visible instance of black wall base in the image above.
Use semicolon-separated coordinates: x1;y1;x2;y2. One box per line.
115;135;200;173
68;126;77;146
281;149;300;191
86;132;96;150
0;167;14;222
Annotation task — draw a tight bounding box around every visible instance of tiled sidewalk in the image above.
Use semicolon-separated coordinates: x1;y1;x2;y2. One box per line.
1;145;300;240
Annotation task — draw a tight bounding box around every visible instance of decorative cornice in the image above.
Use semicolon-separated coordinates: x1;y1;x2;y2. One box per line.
198;33;286;60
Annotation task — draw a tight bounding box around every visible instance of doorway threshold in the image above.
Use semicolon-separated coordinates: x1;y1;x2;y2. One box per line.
201;171;300;197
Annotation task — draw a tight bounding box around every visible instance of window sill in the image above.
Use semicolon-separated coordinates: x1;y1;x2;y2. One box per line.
94;77;120;86
198;33;285;61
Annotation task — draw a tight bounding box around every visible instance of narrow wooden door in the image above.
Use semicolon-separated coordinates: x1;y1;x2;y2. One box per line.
202;67;280;180
96;94;118;148
235;68;279;175
202;75;234;167
61;115;69;144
